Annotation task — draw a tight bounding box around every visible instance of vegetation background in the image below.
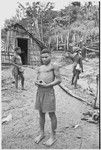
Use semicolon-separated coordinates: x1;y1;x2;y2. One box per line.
1;1;99;52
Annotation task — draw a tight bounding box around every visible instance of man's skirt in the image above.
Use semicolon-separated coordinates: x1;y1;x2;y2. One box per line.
35;87;56;113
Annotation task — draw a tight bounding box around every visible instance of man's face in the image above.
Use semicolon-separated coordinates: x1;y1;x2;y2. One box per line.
17;49;21;54
41;53;51;65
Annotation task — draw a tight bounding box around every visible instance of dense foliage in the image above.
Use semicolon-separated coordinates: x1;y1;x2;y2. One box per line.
2;1;99;50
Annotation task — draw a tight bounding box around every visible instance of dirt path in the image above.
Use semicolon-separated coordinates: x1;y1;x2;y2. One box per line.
2;67;99;149
60;58;99;105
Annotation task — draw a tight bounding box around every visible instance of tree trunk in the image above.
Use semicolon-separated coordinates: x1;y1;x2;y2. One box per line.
33;17;41;40
57;35;58;51
6;30;10;63
66;31;69;51
40;18;43;42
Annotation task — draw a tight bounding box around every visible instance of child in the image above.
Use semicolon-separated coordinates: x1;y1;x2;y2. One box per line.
12;47;25;90
34;49;61;146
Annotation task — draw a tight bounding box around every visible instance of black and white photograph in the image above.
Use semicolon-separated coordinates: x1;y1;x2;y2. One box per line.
1;0;100;149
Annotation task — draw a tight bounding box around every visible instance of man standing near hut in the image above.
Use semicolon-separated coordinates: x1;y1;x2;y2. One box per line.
68;47;83;88
11;47;25;90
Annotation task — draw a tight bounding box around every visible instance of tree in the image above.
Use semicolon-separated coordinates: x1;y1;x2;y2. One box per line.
2;1;99;49
17;1;56;42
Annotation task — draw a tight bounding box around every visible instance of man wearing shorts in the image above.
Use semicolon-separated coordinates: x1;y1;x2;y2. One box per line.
34;49;61;146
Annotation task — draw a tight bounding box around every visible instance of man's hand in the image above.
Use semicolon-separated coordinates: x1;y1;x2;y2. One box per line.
35;80;47;87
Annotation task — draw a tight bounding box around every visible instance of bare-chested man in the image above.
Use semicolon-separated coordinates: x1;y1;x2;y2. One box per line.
68;47;83;88
34;49;61;146
12;47;25;90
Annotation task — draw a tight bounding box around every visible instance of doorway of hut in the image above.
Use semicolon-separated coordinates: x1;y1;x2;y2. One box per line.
17;38;28;65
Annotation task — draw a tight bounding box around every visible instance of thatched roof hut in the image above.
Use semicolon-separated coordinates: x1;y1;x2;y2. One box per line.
1;23;46;65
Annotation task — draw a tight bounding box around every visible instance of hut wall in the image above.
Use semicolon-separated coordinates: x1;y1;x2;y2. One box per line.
29;39;41;66
51;51;65;63
1;30;16;64
2;28;41;66
16;29;41;66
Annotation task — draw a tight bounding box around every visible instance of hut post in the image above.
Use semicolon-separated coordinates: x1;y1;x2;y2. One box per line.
29;38;33;66
73;33;76;44
66;31;69;51
6;29;11;63
61;35;63;43
48;37;51;50
10;29;16;61
12;29;16;53
86;49;87;58
66;36;68;51
57;35;58;51
28;38;31;65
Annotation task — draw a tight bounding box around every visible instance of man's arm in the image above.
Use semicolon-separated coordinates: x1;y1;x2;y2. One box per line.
11;56;17;66
48;64;62;87
11;56;21;67
68;52;74;62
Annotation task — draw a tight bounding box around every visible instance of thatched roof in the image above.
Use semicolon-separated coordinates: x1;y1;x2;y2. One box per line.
10;23;46;50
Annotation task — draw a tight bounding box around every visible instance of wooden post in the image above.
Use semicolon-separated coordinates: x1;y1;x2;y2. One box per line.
32;17;41;40
61;35;63;43
14;31;16;48
66;36;68;51
40;18;43;42
73;33;75;43
86;49;87;58
94;75;99;108
28;38;32;65
66;31;69;51
57;35;58;51
48;37;51;50
6;30;11;63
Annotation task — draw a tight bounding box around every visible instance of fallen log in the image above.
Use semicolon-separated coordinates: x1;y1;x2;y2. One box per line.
83;46;99;53
59;83;92;106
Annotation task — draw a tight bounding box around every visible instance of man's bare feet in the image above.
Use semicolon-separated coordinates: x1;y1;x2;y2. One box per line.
34;134;45;144
43;136;56;147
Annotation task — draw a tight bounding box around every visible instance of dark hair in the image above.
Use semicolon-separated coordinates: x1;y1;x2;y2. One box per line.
41;48;51;54
14;47;21;51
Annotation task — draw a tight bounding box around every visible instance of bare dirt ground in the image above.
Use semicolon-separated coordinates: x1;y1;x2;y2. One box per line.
1;61;99;149
60;58;99;105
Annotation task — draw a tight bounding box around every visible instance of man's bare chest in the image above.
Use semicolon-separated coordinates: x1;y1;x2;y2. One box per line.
14;55;22;63
74;55;80;63
39;65;53;73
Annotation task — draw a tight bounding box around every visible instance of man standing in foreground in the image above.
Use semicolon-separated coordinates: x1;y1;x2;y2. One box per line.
34;49;61;146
